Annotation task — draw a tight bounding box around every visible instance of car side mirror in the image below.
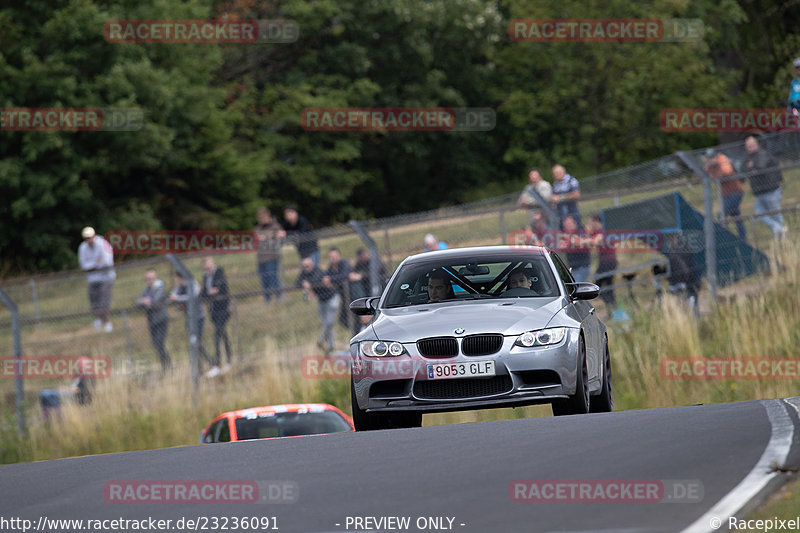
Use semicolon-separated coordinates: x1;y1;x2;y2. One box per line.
350;296;378;315
567;282;600;300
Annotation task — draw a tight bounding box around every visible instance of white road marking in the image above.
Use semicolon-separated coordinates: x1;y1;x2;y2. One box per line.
681;398;798;533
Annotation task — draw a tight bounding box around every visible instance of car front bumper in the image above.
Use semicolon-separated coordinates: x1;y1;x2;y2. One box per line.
350;328;581;413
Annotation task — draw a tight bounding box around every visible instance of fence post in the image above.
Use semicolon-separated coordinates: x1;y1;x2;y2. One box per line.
0;288;25;436
233;296;241;359
499;208;507;244
348;220;382;297
165;254;199;393
383;225;392;271
30;279;40;328
122;309;134;367
676;150;717;304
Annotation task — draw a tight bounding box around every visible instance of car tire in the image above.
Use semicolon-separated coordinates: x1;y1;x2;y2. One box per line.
590;338;613;413
350;380;423;430
551;335;590;416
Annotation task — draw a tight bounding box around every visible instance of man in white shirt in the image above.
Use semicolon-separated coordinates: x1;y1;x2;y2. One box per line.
78;226;116;332
517;168;553;214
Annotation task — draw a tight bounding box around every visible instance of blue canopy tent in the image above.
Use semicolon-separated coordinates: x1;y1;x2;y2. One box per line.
602;192;769;286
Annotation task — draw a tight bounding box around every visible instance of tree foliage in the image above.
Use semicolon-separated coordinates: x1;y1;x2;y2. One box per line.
1;0;798;274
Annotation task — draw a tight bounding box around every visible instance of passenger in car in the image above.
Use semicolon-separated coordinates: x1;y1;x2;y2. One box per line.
506;267;532;290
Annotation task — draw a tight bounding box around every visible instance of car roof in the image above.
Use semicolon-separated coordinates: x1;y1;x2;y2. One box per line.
218;403;345;419
402;245;548;265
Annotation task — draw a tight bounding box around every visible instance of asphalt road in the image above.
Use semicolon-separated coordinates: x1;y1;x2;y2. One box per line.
2;398;799;533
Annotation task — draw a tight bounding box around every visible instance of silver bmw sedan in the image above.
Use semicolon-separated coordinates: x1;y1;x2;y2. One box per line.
348;245;612;431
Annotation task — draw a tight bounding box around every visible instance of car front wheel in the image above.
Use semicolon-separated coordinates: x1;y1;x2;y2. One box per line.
590;338;613;413
552;335;590;416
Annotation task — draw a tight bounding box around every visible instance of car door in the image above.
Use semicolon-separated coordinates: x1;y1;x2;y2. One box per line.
550;252;600;383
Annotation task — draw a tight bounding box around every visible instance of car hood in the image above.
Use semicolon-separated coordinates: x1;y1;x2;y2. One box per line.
372;298;566;342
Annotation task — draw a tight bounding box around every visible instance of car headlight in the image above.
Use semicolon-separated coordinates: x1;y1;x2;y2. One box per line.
515;327;567;347
360;340;406;357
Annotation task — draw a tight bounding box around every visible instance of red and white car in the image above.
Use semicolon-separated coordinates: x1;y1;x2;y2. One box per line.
200;403;354;443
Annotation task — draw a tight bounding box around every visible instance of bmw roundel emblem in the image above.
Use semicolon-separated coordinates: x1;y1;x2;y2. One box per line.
454;328;465;335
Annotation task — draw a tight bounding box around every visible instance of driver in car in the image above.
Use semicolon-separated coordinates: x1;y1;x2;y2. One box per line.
507;267;532;290
427;270;455;302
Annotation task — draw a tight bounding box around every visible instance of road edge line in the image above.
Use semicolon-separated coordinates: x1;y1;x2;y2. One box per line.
681;398;797;533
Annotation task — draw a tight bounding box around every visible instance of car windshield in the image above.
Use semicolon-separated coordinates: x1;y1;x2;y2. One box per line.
382;254;559;308
234;411;351;440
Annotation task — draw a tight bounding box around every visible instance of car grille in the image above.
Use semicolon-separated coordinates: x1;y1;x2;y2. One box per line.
417;337;458;358
462;334;503;356
413;375;512;400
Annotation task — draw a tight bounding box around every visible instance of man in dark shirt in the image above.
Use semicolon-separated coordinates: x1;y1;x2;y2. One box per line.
561;215;591;283
283;205;320;265
201;256;232;375
352;248;389;296
325;247;358;331
551;164;582;227
296;256;339;354
136;268;171;371
664;233;701;317
254;207;286;302
586;214;617;308
743;135;786;239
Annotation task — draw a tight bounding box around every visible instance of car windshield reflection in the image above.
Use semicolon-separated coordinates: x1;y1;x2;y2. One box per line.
234;411;353;440
382;255;560;308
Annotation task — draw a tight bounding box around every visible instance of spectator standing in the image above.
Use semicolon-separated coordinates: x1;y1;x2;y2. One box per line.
423;234;448;252
586;214;617;309
787;58;800;113
283;205;320;266
353;247;389;296
136;269;171;371
254;207;286;303
169;272;214;376
551;165;582;227
561;215;591;283
663;234;701;317
704;149;746;241
78;226;116;332
325;248;357;331
743;136;786;239
517;168;553;214
525;211;551;245
295;257;340;355
201;257;232;375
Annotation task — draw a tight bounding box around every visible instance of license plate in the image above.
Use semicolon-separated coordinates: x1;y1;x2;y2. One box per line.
426;361;496;380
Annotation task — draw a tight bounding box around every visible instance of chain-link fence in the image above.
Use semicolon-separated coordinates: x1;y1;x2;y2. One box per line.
2;130;799;435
